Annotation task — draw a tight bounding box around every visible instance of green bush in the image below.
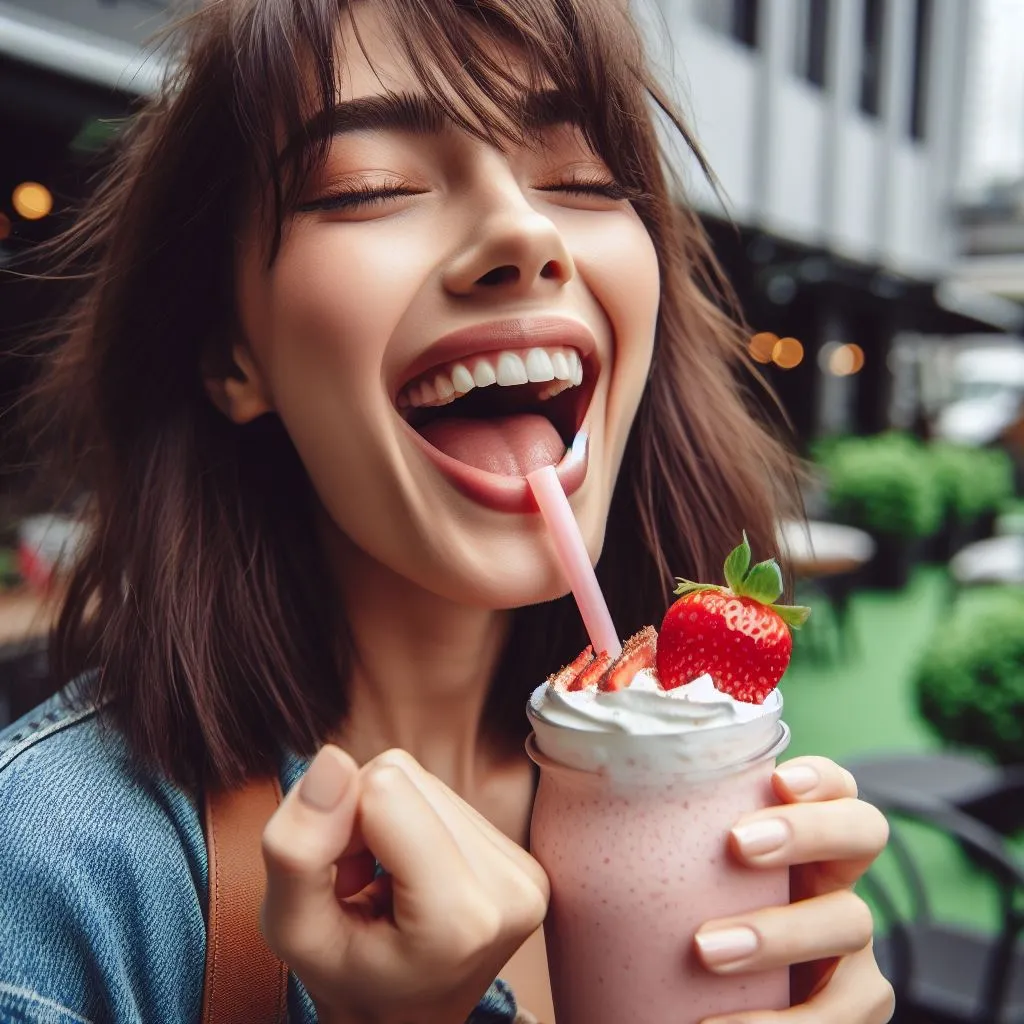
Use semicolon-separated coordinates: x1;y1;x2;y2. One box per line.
915;590;1024;764
930;443;979;524
819;433;943;539
973;447;1015;517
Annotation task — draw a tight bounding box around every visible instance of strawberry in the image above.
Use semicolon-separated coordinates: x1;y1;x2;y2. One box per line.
548;645;595;691
598;625;658;692
655;534;810;704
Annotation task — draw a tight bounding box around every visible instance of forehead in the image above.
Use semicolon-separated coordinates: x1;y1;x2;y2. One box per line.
333;1;528;109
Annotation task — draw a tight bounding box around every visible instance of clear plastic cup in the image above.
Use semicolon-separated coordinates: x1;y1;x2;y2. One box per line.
527;703;791;1024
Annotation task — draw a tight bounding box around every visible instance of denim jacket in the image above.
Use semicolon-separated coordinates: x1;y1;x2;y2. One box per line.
0;688;520;1023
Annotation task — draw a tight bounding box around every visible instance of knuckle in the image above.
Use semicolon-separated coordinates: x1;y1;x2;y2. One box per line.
374;748;421;774
839;891;876;948
857;801;890;852
262;820;317;876
361;761;408;799
871;975;897;1022
522;854;551;901
507;877;549;932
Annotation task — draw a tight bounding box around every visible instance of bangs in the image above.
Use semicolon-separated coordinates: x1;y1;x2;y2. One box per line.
203;0;659;249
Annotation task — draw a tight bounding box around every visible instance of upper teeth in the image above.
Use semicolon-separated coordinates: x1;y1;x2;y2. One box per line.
399;346;585;409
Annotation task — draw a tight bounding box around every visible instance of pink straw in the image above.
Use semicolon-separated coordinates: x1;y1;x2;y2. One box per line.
527;464;622;660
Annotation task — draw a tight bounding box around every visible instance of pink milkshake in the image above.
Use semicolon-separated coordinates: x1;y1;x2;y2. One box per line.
527;674;790;1024
520;478;806;1023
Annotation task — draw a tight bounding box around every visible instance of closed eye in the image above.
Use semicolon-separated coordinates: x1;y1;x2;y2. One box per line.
535;177;643;203
296;183;425;214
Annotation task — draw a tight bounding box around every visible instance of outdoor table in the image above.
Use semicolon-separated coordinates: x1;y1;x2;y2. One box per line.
776;520;876;578
775;520;875;659
946;532;1024;589
949;534;1024;587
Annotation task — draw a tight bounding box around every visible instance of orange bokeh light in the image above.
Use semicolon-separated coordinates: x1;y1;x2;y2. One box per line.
771;337;804;370
12;182;53;221
749;332;778;363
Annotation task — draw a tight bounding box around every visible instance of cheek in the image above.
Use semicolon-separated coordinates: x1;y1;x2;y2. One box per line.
575;214;659;369
241;223;432;393
577;214;660;408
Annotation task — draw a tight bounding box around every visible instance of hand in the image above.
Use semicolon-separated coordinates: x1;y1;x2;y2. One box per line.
694;756;895;1023
260;746;549;1024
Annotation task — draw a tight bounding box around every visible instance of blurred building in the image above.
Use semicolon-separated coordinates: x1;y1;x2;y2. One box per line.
642;0;1024;442
0;1;166;479
949;0;1024;310
0;0;164;262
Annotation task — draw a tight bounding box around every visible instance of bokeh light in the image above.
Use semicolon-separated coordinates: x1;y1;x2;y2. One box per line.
771;337;804;369
12;182;53;221
749;331;778;363
827;343;866;376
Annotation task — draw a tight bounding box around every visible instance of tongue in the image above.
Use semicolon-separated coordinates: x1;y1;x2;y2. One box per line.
419;414;565;476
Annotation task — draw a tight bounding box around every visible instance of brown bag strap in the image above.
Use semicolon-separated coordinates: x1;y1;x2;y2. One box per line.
202;776;289;1024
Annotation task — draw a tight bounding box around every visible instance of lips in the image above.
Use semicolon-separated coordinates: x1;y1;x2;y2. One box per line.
394;317;599;512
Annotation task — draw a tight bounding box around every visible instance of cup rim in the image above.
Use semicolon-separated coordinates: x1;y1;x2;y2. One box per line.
525;720;791;781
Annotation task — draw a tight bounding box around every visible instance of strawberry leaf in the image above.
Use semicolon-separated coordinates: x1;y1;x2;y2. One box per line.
673;579;722;598
737;559;783;604
776;604;812;629
723;533;752;592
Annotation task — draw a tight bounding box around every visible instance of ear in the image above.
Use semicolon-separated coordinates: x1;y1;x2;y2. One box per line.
203;343;273;425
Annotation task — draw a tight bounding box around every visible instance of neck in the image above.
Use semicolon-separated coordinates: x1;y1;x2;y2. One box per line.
327;531;513;793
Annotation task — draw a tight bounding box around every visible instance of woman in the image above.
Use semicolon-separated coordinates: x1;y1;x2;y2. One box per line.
0;1;893;1022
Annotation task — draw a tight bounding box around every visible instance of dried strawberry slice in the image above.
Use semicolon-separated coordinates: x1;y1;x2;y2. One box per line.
548;645;595;691
572;650;613;691
598;625;658;692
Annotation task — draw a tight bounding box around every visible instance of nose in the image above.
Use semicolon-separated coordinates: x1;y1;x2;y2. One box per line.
443;183;576;299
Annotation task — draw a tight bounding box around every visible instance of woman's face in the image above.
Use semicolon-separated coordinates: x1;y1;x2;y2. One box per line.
233;2;660;609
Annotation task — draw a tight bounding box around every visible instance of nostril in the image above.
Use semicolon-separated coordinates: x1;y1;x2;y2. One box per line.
540;260;561;280
477;265;520;287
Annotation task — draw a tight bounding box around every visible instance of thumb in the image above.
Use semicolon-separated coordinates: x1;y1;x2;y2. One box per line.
261;745;361;966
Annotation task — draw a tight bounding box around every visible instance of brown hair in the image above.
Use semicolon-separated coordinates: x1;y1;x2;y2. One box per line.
31;0;799;790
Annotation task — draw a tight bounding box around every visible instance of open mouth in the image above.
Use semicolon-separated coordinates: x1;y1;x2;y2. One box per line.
396;345;596;478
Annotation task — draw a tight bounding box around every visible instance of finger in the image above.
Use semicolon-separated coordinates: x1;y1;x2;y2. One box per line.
772;756;858;803
373;749;548;897
357;758;477;929
694;889;873;975
729;798;889;887
261;745;360;961
700;944;895;1024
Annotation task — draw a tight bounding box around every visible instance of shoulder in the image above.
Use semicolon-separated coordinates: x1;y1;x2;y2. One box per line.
0;686;208;1024
0;684;206;879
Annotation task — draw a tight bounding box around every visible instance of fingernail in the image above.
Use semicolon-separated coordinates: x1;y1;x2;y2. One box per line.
299;748;351;812
731;817;790;856
694;926;759;967
775;763;819;795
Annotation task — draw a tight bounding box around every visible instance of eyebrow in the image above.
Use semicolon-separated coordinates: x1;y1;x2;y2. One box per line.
293;88;582;153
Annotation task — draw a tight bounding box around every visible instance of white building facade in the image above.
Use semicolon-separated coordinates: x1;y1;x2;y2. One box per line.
636;0;1023;438
652;0;968;278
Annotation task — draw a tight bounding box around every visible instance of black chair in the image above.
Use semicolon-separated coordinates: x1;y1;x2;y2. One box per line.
860;788;1024;1024
848;752;1024;838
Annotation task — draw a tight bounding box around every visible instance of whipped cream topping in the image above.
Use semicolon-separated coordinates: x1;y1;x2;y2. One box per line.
527;670;785;777
529;670;776;736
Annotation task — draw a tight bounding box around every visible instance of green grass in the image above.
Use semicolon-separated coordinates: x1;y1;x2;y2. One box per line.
782;566;1006;933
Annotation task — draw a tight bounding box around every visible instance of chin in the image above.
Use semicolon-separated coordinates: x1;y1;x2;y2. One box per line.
408;494;611;610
